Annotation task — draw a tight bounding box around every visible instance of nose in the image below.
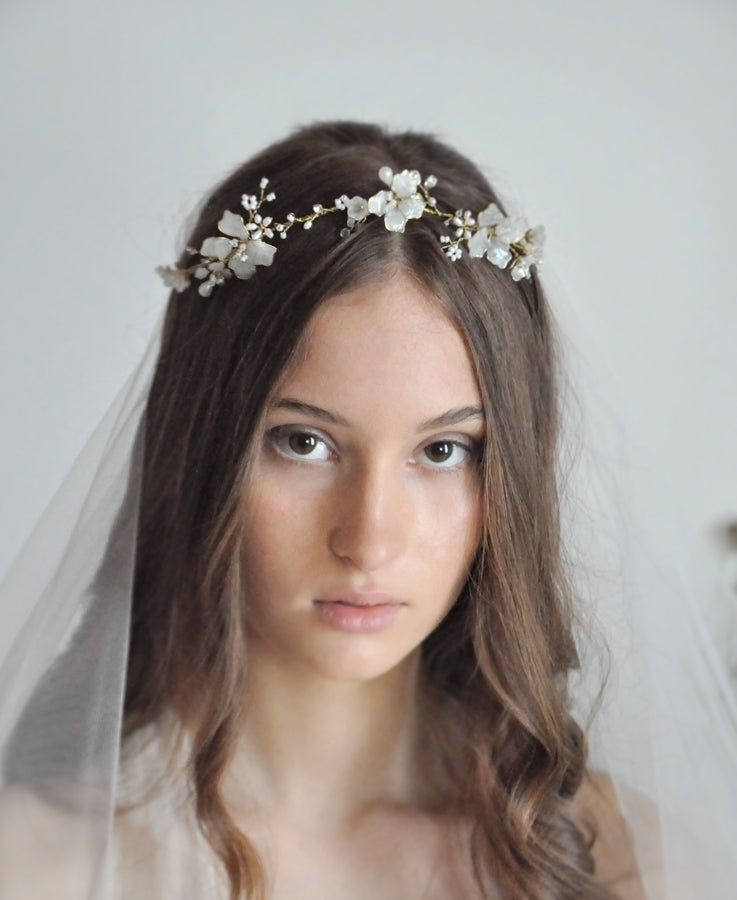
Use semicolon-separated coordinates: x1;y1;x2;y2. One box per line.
328;460;413;573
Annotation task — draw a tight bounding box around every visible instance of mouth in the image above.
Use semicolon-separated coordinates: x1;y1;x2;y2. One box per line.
315;590;403;608
312;591;404;633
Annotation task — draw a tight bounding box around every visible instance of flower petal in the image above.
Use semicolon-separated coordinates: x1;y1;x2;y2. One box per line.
399;194;425;220
391;170;421;199
218;210;249;239
495;217;528;244
511;260;531;281
477;204;504;227
527;224;545;246
368;191;390;216
523;225;545;260
485;239;512;268
467;231;489;258
378;166;394;186
383;206;407;232
200;236;233;260
156;265;190;292
345;196;369;221
246;239;277;267
228;256;256;279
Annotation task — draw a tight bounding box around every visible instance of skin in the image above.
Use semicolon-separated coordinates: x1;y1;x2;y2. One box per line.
241;272;484;685
230;271;486;898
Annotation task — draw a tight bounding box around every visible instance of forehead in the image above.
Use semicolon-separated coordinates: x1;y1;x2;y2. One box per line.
276;273;481;422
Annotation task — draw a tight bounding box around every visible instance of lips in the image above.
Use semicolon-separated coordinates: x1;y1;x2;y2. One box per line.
315;590;402;607
312;591;404;633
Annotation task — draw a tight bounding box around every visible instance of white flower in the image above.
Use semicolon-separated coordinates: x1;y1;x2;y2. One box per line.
368;167;426;233
227;239;276;279
193;208;278;282
510;225;545;281
197;262;230;297
342;195;370;225
467;204;517;269
156;265;190;292
469;216;545;281
241;194;258;211
247;214;274;240
452;210;476;241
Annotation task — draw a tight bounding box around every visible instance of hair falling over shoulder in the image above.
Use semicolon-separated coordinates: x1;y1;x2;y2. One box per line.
125;121;618;899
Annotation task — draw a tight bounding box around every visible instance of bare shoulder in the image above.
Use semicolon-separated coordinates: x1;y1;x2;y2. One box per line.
0;784;95;899
574;771;709;900
573;772;652;898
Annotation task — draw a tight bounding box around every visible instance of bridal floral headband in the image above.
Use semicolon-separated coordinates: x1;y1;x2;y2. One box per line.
157;167;545;298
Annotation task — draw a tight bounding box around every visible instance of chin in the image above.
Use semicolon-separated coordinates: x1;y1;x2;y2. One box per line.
287;634;420;685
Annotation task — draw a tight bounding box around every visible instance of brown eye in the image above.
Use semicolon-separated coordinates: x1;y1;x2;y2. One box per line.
419;439;476;470
268;426;334;462
425;441;454;463
288;432;320;455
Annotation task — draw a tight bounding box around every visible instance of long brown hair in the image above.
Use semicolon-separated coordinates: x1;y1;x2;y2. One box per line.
125;121;612;899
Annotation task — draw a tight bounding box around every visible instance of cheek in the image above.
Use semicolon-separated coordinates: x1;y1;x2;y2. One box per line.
241;470;330;574
414;475;482;568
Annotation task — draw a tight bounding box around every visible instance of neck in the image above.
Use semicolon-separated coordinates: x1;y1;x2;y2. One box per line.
224;643;437;827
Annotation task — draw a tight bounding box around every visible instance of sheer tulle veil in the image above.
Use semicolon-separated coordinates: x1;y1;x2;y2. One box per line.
555;318;737;897
1;174;736;899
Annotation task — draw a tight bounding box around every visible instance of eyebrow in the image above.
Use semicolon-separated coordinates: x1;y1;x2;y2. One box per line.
418;406;485;431
271;398;485;432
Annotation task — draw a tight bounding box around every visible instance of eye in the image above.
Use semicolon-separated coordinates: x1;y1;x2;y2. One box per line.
419;439;476;469
267;426;335;462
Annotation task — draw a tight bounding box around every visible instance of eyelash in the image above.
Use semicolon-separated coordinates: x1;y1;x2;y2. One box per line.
265;425;480;471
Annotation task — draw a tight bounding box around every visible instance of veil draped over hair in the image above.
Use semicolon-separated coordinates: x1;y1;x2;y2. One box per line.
0;271;735;897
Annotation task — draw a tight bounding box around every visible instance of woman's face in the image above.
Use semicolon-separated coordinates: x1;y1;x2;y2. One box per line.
242;272;484;682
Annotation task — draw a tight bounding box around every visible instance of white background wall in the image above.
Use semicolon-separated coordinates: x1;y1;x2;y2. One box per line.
1;0;735;592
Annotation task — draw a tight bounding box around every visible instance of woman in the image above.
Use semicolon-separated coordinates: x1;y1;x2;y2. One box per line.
0;122;719;898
